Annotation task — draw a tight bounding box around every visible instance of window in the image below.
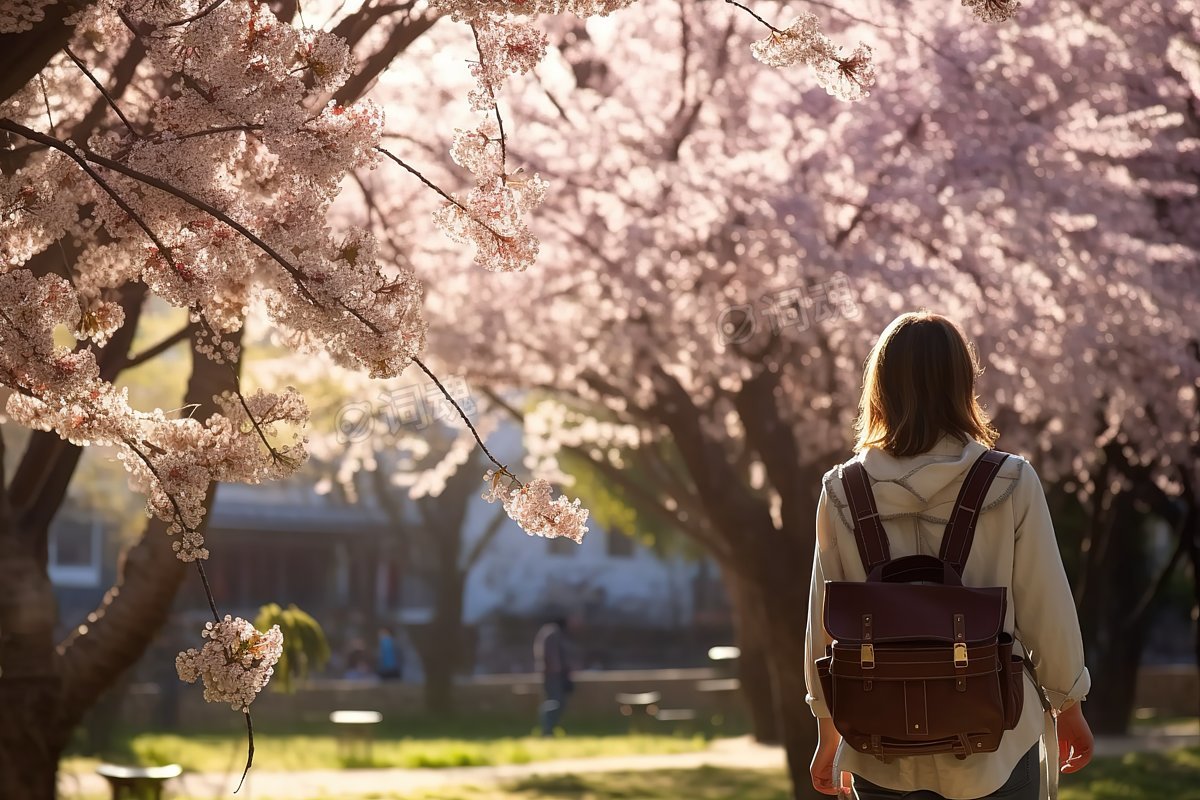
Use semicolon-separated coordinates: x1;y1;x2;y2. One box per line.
48;518;102;588
606;526;635;558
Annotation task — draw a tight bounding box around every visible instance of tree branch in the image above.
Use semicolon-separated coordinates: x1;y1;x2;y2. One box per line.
463;506;508;572
124;324;192;370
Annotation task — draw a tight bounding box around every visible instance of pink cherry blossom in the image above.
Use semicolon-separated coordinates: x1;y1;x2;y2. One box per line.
176;616;284;711
483;471;590;543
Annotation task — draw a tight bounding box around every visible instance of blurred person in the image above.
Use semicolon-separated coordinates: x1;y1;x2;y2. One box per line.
342;641;377;681
534;613;580;736
805;311;1093;800
376;626;404;680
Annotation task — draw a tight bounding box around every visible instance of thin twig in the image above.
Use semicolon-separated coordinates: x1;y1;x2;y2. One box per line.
166;0;231;27
470;22;507;169
234;710;254;793
374;146;508;241
411;356;516;484
37;76;57;137
194;561;221;623
63;46;140;138
124;325;192;369
722;0;780;33
170;123;264;142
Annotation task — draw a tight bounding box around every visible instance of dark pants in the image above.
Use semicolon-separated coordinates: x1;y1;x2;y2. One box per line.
853;744;1040;800
540;673;572;736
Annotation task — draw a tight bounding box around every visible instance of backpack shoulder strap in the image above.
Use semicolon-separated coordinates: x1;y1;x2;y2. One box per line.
841;461;891;574
938;449;1012;575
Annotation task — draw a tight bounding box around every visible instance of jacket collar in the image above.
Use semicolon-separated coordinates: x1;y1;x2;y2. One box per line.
826;433;1024;525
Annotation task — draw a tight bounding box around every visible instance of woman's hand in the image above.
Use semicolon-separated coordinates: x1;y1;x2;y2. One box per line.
812;718;852;795
1055;703;1094;774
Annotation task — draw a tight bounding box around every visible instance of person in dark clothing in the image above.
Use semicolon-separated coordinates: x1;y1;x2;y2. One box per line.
534;614;578;736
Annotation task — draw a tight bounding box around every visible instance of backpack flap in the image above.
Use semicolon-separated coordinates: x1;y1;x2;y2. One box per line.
823;581;1007;645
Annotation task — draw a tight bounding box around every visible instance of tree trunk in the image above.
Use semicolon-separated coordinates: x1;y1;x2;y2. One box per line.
416;570;466;714
0;329;237;799
758;555;822;800
0;541;62;800
1075;489;1151;734
721;566;781;743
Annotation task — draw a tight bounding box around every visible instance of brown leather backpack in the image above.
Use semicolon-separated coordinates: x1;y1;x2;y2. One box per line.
815;449;1025;760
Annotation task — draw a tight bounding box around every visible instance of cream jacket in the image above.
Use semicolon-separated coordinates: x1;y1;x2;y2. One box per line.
805;433;1091;800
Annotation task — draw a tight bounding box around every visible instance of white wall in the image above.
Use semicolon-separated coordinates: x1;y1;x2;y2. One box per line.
455;416;701;629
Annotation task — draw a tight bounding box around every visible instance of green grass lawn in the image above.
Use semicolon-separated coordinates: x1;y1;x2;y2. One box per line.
61;713;719;774
403;751;1200;800
63;748;1200;800
1058;745;1200;800
408;767;794;799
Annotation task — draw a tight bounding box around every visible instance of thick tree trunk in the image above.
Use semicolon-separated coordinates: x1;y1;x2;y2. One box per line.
721;567;781;743
0;329;236;799
768;635;822;800
758;553;822;800
0;543;62;800
1076;489;1151;734
415;571;466;714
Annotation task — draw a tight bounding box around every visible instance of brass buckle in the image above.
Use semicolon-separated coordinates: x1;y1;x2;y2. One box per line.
953;642;968;668
861;643;875;669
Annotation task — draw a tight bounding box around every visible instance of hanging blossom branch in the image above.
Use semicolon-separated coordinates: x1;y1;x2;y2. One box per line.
722;0;877;101
412;357;591;543
0;272;282;791
1;119;324;308
126;441;271;794
0;118;298;469
374;145;507;241
470;21;509;170
1;117;427;379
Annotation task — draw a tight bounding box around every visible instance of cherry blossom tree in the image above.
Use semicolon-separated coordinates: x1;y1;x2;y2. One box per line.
0;0;940;793
368;0;1198;794
0;2;433;790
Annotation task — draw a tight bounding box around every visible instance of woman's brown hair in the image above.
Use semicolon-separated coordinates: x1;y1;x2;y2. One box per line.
853;311;998;457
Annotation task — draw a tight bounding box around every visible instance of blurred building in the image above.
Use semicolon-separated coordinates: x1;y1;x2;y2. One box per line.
48;420;733;676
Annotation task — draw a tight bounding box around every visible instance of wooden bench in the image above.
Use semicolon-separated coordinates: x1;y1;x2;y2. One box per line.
615;691;661;733
330;709;383;763
95;763;182;800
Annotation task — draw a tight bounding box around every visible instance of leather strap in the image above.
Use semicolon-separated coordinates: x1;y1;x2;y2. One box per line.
938;449;1011;576
842;461;890;574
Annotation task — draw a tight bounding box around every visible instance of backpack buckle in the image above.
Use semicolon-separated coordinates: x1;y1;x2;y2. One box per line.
860;643;875;669
953;642;968;667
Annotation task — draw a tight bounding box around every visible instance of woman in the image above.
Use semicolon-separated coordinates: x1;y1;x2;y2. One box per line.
805;311;1094;800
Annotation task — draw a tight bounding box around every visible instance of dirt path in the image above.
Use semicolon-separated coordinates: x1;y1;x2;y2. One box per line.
60;726;1199;799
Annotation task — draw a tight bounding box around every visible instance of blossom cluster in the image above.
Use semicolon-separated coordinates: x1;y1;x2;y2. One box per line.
426;0;641;271
434;119;549;272
121;388;310;561
482;471;590;543
431;0;639;23
749;14;876;102
176;616;284;711
961;0;1022;24
0;271;309;562
468;15;549;112
2;0;427;376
